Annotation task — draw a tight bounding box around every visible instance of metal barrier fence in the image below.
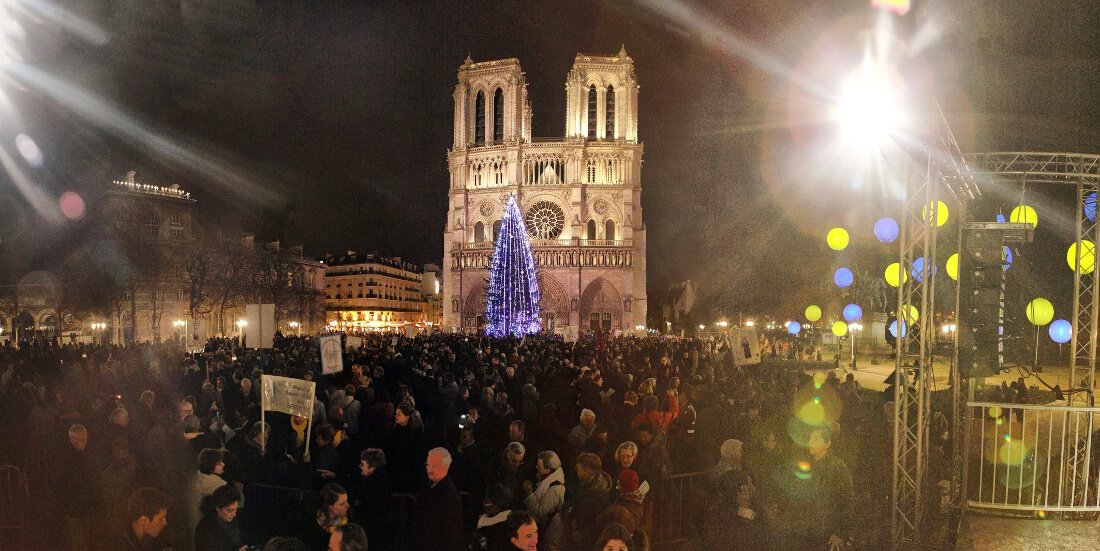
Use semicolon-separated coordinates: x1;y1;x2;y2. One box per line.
965;401;1100;515
650;470;709;548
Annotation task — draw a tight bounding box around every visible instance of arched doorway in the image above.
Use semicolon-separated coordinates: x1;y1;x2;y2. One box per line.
462;280;489;332
580;278;623;332
38;313;57;339
536;273;569;331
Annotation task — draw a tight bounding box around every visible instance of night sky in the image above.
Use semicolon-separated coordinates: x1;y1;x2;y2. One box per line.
3;0;1100;323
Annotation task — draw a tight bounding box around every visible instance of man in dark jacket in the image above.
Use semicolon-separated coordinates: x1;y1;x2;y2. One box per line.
58;424;98;551
794;424;855;551
103;487;171;551
413;447;464;551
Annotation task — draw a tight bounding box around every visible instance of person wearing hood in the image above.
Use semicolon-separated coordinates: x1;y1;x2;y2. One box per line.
522;450;566;550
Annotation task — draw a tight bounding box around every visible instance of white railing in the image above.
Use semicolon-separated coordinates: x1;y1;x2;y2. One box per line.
966;401;1100;513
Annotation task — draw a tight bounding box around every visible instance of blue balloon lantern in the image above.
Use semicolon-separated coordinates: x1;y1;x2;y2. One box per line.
910;257;937;282
788;321;802;335
834;267;854;288
1002;246;1013;271
843;303;863;322
1049;319;1072;344
889;320;908;338
996;213;1006;223
1086;192;1097;223
874;217;900;243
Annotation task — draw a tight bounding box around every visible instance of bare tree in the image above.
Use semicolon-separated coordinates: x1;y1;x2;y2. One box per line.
209;239;252;336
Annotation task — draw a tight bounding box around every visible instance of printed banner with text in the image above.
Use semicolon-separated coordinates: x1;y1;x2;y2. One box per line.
260;375;316;419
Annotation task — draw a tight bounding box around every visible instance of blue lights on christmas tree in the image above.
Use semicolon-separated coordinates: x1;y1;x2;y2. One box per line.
485;195;542;337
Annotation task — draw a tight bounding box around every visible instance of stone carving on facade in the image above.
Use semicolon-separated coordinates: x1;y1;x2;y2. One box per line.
592;198;609;216
479;201;495;217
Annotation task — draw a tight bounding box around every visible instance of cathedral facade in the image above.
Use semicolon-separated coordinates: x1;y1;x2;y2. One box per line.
442;48;647;333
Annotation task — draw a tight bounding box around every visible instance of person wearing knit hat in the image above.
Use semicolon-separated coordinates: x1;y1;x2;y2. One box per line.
613;468;645;524
617;469;640;493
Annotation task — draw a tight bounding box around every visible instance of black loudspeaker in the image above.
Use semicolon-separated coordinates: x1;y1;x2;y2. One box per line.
958;228;1005;379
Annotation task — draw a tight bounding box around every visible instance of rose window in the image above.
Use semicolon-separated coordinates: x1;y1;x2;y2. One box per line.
525;201;565;239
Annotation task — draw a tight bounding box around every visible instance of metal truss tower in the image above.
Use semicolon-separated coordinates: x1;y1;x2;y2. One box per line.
891;108;979;550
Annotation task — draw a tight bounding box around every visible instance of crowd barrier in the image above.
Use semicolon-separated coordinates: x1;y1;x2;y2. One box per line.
965;401;1100;517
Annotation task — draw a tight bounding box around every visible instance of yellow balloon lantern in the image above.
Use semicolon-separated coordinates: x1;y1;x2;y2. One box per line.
805;305;822;322
827;227;850;251
1026;298;1054;326
1010;205;1038;228
922;200;949;227
884;262;908;287
900;304;919;323
832;321;848;336
946;253;959;281
1067;240;1096;275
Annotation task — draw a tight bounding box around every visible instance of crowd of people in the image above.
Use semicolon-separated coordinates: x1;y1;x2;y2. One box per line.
0;329;907;551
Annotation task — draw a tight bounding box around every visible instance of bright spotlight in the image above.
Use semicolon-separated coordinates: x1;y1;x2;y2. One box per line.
832;56;907;151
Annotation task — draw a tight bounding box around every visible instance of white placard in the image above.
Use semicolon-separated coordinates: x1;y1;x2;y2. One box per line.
730;327;762;366
260;374;316;419
319;333;344;375
345;335;363;350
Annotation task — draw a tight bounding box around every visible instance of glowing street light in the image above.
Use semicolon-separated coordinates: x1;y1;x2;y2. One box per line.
289;321;300;336
717;321;729;328
832;55;908;153
745;320;755;327
848;322;863;369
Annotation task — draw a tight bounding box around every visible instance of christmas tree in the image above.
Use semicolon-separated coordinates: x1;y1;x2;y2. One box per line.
485;195;542;336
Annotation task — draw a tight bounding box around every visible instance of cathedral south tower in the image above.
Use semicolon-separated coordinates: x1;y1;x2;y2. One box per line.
442;48;647;334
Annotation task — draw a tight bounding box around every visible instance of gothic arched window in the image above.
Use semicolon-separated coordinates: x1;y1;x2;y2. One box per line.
474;221;485;242
493;220;502;242
606;85;615;138
587;219;597;240
493;88;504;143
475;91;485;145
588;85;597;139
605;220;616;241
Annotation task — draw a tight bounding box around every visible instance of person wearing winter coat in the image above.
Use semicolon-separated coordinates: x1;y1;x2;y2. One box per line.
522;451;566;550
567;453;612;549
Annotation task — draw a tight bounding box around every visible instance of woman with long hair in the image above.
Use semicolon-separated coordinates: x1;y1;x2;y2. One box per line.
304;483;350;550
386;404;425;492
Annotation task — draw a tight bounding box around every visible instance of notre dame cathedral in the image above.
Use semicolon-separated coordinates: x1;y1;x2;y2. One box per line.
442;48;647;333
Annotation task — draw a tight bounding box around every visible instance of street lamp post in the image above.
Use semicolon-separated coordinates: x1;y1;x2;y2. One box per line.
289;321;300;336
173;319;186;347
236;319;247;347
849;323;864;369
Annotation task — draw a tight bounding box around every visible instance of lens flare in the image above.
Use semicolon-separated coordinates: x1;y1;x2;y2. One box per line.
15;134;42;167
798;400;826;426
813;372;826;389
58;191;85;220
